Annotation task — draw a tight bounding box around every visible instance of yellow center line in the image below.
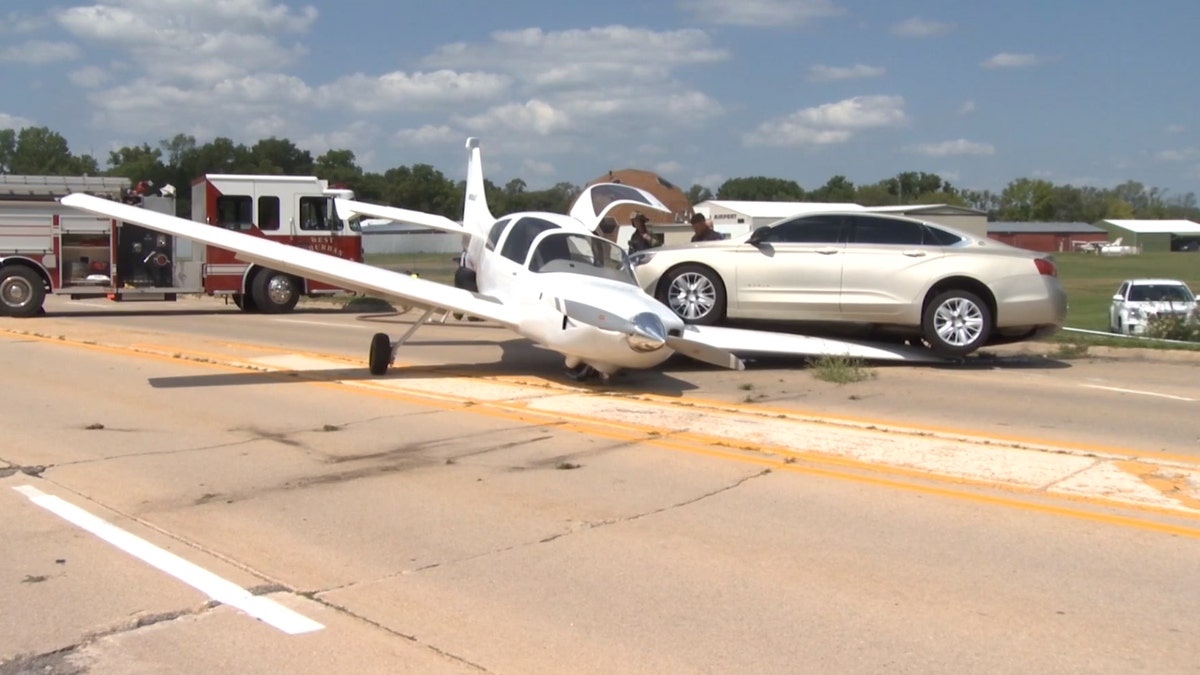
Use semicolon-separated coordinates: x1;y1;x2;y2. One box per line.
7;327;1200;539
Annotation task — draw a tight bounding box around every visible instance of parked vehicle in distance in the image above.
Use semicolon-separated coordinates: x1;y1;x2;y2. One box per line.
1108;278;1198;335
629;211;1068;356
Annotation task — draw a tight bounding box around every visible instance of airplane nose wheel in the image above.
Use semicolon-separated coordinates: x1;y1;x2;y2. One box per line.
369;332;394;375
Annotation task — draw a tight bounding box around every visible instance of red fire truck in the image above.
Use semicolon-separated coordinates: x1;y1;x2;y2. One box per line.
0;173;363;317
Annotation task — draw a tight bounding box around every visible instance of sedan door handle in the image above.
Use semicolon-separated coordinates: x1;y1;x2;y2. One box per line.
901;250;927;257
815;247;840;255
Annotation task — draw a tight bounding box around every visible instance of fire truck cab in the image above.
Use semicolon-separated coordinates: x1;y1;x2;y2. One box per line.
190;173;362;312
0;173;362;317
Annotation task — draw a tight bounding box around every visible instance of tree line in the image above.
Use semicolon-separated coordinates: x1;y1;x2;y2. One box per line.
3;126;1197;223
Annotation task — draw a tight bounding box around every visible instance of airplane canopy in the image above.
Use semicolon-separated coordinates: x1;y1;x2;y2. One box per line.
569;183;671;232
527;231;636;285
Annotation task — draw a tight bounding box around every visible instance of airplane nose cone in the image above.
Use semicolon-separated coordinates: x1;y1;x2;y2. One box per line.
627;312;667;353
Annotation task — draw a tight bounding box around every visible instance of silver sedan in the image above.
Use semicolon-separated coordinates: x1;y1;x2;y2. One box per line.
630;211;1067;356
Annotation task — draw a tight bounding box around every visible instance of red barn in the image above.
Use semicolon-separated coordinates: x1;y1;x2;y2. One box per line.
988;222;1108;252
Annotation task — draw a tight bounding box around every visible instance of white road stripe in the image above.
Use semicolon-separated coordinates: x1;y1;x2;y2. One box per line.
271;318;369;331
1080;384;1195;402
12;485;323;635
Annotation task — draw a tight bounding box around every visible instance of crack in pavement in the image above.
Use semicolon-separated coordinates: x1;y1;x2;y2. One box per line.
318;467;774;591
1;602;215;674
296;595;494;674
536;468;774;544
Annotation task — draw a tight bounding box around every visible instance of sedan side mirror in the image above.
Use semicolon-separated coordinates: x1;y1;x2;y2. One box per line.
748;228;769;246
1111;294;1123;302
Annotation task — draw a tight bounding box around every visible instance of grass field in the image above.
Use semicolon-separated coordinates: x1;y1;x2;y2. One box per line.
363;250;1200;347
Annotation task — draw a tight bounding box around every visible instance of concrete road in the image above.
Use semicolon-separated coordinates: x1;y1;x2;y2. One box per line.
2;297;1199;673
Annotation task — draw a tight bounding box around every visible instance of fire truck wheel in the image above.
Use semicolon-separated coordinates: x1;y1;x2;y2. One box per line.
368;332;392;375
231;293;258;312
251;270;299;313
0;266;46;318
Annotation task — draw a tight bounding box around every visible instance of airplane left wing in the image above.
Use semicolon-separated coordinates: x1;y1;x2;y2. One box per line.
59;193;519;327
335;198;465;235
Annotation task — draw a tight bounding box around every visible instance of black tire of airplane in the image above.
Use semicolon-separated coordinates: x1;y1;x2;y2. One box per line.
0;266;46;318
921;289;992;357
368;332;392;375
251;269;300;314
658;264;726;326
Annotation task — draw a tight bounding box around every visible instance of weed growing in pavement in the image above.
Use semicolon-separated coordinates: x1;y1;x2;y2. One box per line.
810;355;875;384
1054;341;1091;359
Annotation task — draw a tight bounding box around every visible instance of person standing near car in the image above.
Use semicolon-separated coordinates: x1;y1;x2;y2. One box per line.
689;212;723;242
627;212;662;253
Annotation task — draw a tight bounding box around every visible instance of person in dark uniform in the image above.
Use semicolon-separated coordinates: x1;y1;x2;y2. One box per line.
689;213;723;242
627;212;662;253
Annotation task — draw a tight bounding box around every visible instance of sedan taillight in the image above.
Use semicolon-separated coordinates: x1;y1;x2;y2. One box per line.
1034;258;1057;277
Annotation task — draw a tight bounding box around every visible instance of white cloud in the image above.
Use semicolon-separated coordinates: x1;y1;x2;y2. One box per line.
905;139;995;156
807;64;885;82
959;100;976;115
1;12;46;33
298;120;378;155
1155;148;1198;162
317;70;511;113
679;0;845;27
85;74;313;139
455;100;570;136
0;40;81;64
393;125;459;146
745;95;907;147
69;65;109;88
1165;124;1185;134
655;160;684;176
0;112;34;129
522;158;555;176
981;53;1042;69
426;26;726;86
890;17;955;38
56;0;315;82
691;173;725;190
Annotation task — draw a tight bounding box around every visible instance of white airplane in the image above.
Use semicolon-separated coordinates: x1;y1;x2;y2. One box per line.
60;138;747;380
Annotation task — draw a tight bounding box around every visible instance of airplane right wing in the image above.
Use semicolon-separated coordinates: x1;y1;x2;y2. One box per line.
335;198;466;235
678;325;947;363
59;193;519;327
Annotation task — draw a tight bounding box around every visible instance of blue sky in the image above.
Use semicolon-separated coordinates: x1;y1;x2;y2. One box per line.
1;0;1198;197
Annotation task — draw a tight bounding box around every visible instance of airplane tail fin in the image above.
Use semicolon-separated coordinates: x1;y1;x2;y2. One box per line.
462;138;494;237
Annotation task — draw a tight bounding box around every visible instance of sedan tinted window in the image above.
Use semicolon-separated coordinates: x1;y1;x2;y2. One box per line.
767;216;844;243
923;225;965;246
847;216;924;245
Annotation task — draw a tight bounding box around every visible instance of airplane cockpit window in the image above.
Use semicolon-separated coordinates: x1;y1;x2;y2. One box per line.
529;232;636;285
499;216;559;263
486;218;512;251
587;184;658;218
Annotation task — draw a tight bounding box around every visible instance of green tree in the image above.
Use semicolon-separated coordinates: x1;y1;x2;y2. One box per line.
314;149;363;187
0;128;15;173
809;175;856;203
686;184;714;204
998;178;1055;221
716;176;805;201
8;126;96;174
106;143;168;185
247;137;313;175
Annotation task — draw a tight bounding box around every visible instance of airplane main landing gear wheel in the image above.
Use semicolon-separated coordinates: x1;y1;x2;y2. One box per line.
368;332;393;375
